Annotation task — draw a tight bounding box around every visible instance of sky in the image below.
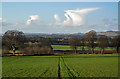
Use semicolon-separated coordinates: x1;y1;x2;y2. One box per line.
1;2;118;34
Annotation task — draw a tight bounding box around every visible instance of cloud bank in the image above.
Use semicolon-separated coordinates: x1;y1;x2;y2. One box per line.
54;8;100;26
2;8;117;33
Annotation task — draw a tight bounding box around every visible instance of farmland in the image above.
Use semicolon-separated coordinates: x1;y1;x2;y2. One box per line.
51;45;116;51
2;54;118;77
7;45;116;54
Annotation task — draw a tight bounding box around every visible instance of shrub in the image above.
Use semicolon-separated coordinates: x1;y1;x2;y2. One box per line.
22;46;52;55
39;46;52;54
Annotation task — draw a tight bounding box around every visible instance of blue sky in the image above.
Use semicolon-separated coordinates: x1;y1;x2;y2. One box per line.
1;2;118;33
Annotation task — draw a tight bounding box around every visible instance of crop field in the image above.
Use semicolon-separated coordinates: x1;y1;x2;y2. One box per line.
51;45;116;51
2;54;118;78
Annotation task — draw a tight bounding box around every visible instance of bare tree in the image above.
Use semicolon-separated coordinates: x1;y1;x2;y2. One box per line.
22;45;52;55
112;35;120;53
80;38;85;52
85;30;97;54
69;36;79;54
41;38;53;50
97;36;109;54
40;46;52;54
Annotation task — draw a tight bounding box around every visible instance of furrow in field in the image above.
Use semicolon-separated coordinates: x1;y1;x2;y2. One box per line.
58;56;61;79
61;57;77;78
39;68;49;77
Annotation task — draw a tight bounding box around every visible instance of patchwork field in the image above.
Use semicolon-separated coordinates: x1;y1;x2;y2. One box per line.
2;54;118;78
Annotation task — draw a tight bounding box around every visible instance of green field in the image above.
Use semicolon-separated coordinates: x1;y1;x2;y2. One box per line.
2;54;118;77
9;50;20;53
51;45;116;51
7;45;116;53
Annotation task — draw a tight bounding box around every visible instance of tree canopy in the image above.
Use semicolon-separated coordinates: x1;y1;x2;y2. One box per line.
2;30;26;54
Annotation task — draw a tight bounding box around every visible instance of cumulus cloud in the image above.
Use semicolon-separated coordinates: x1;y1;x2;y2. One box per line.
2;15;41;31
54;8;100;26
26;15;39;25
63;13;71;25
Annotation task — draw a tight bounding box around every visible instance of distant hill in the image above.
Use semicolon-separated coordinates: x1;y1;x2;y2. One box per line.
24;30;119;38
97;31;119;37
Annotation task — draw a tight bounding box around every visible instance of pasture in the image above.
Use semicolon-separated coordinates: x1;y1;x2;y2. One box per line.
7;45;116;54
2;54;118;77
51;45;116;51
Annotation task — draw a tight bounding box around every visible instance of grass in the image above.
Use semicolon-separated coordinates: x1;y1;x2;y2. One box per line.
7;45;116;53
9;50;20;53
51;45;116;51
2;54;118;77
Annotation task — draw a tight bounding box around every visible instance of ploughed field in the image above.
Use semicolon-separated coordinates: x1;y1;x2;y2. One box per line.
2;54;118;77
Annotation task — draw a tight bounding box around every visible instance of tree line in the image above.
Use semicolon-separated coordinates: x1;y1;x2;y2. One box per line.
2;30;53;56
69;30;120;54
2;30;120;56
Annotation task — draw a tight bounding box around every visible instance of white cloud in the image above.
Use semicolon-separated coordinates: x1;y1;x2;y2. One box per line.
63;13;71;25
54;14;60;23
0;18;2;22
66;8;99;14
26;15;39;25
2;15;41;31
54;8;100;26
0;18;6;23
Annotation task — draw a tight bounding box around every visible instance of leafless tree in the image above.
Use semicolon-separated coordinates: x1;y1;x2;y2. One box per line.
85;30;97;54
80;38;85;52
112;35;120;53
97;36;109;54
69;36;79;54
